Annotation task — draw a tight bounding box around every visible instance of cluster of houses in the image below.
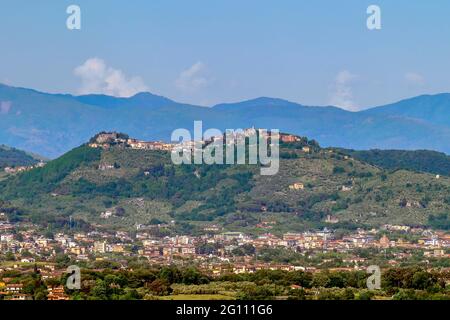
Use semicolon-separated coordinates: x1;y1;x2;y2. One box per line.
89;132;173;151
0;258;69;300
3;161;45;174
0;280;69;300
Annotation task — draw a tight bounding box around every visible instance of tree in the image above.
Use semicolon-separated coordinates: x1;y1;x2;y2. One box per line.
355;290;374;300
311;272;331;288
91;279;110;300
159;267;182;284
147;279;172;296
55;254;71;268
22;274;47;300
34;289;48;300
21;250;33;258
393;289;417;300
181;268;209;285
287;288;307;300
232;244;256;256
342;288;355;300
44;230;55;239
411;271;437;290
5;251;15;261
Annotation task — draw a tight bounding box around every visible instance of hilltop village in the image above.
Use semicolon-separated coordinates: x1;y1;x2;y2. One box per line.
88;132;174;151
87;130;307;152
3;161;45;174
2;129;312;176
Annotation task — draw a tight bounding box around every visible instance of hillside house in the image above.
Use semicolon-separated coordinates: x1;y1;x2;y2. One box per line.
203;225;221;232
162;245;196;257
10;293;32;300
98;164;115;171
280;134;300;143
93;241;107;254
289;183;304;190
127;139;173;151
100;211;114;219
47;286;70;301
5;283;23;294
302;146;311;153
379;235;390;248
95;132;126;144
341;185;353;192
325;215;339;224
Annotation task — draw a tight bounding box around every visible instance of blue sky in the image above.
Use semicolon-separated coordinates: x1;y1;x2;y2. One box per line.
1;0;450;110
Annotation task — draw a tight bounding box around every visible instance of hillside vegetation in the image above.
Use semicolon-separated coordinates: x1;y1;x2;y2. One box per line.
339;149;450;176
0;145;40;168
0;136;449;234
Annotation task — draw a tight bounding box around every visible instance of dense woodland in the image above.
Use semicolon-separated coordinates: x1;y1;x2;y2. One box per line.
340;149;450;176
0;145;39;169
0;135;449;234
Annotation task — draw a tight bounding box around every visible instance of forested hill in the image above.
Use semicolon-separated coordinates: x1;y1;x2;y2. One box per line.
0;145;40;168
339;149;450;176
0;133;449;234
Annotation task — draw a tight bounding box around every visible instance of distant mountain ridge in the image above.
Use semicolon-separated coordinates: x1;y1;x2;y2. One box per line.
362;94;450;127
0;83;449;158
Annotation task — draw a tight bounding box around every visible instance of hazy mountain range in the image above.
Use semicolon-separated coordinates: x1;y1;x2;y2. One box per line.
0;83;449;158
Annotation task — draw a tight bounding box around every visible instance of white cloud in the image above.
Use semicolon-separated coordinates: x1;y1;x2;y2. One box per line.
405;72;425;86
0;101;12;114
74;58;148;97
329;70;358;111
175;62;210;93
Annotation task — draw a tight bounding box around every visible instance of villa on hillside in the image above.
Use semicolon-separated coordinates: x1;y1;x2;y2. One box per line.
289;183;304;190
